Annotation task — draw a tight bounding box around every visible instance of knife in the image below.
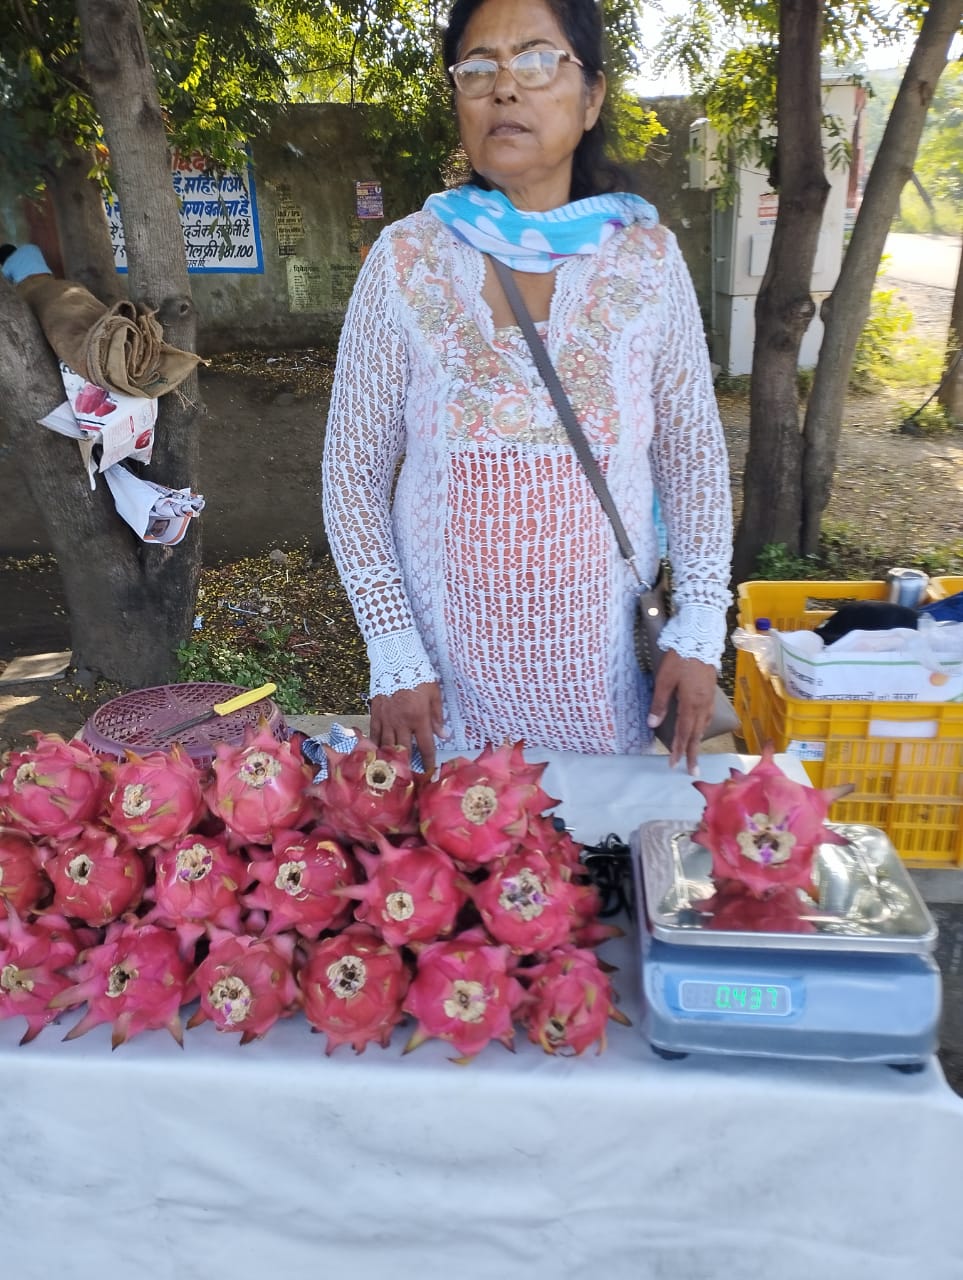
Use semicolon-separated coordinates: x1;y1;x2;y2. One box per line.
158;682;277;739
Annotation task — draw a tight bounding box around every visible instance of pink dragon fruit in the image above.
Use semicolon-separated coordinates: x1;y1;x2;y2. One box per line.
145;833;250;954
418;741;558;867
187;931;300;1042
44;826;147;925
468;848;582;954
696;880;817;934
0;909;87;1044
505;815;623;948
403;926;525;1062
103;745;205;848
521;945;630;1056
0;733;105;839
299;923;410;1054
242;827;355;940
205;725;314;845
345;835;465;948
50;921;194;1047
312;737;421;843
518;812;584;874
564;877;624;948
692;743;852;896
0;826;50;916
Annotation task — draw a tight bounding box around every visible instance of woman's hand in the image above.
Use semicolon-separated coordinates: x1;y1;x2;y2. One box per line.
370;682;445;775
647;650;718;775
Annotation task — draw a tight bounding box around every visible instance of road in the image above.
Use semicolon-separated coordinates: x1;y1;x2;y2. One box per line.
882;231;962;290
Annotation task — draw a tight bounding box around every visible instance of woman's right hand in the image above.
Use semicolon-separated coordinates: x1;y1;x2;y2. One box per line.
370;682;445;775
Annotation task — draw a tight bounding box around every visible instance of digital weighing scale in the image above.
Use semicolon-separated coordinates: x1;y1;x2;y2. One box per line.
631;821;941;1070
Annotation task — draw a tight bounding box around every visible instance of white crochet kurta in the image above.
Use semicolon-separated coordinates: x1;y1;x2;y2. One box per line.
323;210;732;754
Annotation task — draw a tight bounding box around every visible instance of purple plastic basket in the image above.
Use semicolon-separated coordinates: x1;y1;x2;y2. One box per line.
80;682;287;767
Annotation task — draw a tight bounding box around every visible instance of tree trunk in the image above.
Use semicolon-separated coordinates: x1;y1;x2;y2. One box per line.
44;142;125;304
0;278;175;685
732;0;829;584
938;236;963;424
67;0;204;683
799;0;963;555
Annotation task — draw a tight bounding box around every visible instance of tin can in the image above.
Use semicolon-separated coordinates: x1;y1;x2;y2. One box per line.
885;567;929;608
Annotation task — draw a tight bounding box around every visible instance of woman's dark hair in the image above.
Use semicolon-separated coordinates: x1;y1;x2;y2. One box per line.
443;0;627;200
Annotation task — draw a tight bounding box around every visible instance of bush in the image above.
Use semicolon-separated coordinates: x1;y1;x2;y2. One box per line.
176;624;310;714
850;287;913;391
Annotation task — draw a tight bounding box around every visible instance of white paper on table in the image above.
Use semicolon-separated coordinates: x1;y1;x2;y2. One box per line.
103;464;205;546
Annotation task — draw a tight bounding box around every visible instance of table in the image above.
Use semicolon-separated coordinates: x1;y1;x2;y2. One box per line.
2;752;962;1280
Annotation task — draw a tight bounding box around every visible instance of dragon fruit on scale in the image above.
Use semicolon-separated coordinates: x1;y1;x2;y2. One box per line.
691;743;853;898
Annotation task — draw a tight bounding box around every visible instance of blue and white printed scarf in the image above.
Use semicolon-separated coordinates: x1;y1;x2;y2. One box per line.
424;184;659;273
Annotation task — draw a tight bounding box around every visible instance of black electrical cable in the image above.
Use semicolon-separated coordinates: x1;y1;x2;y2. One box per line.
579;833;634;919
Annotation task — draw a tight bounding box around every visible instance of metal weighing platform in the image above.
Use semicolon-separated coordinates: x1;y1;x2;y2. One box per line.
631;821;941;1069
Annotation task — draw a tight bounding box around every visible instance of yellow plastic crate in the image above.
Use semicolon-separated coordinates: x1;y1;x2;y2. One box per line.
734;578;963;868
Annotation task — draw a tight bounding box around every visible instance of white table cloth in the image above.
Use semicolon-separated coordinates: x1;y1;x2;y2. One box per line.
2;752;961;1280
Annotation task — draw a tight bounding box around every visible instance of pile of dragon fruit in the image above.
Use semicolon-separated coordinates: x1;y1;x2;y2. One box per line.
0;728;628;1061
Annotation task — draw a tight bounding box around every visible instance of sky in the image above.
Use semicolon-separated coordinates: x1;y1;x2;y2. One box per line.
635;1;924;96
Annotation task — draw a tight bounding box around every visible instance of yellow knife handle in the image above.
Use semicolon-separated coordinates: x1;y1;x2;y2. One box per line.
211;683;277;717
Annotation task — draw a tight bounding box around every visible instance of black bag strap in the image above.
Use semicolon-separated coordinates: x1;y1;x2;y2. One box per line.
488;255;650;589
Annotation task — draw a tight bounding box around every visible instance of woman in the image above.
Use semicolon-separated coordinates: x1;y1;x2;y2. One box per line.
323;0;732;774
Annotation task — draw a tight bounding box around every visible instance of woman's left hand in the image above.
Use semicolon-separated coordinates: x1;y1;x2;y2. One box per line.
647;649;718;774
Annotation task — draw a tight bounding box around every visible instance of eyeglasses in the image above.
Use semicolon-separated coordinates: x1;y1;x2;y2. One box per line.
448;48;585;98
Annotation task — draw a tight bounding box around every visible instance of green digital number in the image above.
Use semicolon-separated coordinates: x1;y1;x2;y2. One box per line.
714;985;730;1009
731;986;747;1007
767;986;780;1009
749;987;762;1010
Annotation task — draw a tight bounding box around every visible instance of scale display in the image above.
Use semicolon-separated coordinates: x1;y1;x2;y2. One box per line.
679;980;792;1016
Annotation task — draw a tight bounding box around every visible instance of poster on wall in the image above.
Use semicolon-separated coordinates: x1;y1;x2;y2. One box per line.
355;181;384;220
105;150;264;274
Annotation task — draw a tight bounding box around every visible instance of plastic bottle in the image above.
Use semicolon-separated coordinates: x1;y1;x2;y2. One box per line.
731;617;779;676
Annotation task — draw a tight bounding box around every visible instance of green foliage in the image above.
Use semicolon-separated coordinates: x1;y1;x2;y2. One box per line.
850;285;913;390
849;270;946;395
176;623;310;714
748;519;963;585
893;184;960;236
0;0;292;189
911;60;963;208
750;542;818;581
898;399;956;434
